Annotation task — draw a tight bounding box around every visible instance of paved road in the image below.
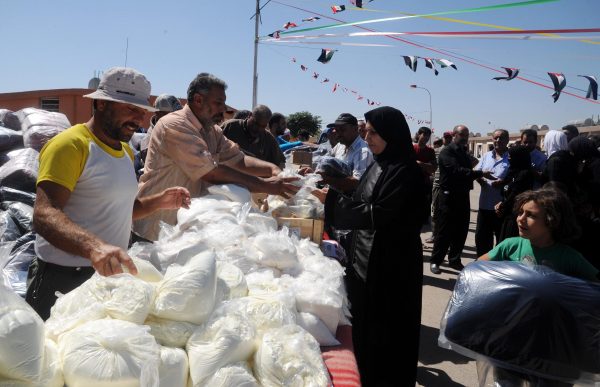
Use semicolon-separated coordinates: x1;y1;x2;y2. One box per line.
417;186;481;387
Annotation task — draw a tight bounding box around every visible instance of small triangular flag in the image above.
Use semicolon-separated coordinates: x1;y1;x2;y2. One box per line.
403;56;418;72
351;0;363;7
313;72;319;79
268;31;281;39
317;49;335;64
578;75;598;100
321;78;330;83
333;83;338;92
424;58;439;76
331;5;346;13
300;65;307;71
302;16;321;22
547;72;566;103
435;59;457;70
283;22;297;29
493;67;519;81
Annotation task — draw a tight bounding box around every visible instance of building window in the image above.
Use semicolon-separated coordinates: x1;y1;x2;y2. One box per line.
40;97;59;112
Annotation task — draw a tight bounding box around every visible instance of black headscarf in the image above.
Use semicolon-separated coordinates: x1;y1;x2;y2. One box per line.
507;145;532;172
363;106;416;163
569;136;600;161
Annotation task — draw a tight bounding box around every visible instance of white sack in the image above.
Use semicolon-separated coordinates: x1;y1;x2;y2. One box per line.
254;325;331;387
59;319;160;387
0;339;64;387
203;362;259;387
152;250;217;324
158;346;188;387
297;312;340;347
123;257;164;282
250;228;299;270
207;184;252;203
215;261;248;303
145;315;198;348
186;313;256;386
0;285;45;382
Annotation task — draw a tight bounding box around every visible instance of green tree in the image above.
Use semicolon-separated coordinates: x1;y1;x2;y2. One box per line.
286;111;322;137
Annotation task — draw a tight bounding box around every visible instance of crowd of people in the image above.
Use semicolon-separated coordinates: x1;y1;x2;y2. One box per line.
22;65;600;386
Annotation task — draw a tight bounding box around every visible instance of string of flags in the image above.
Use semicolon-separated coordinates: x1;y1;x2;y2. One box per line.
402;56;457;76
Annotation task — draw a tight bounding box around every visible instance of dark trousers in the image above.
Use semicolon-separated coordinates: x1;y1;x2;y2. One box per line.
431;190;470;265
25;259;95;321
475;209;503;257
430;185;441;236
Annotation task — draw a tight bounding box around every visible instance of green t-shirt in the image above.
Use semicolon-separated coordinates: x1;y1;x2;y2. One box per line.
488;237;599;281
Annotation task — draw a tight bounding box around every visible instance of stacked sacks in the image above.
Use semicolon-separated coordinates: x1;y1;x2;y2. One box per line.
16;108;70;152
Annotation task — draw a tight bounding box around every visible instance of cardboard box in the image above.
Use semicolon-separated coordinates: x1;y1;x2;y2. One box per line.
276;217;324;244
291;150;312;166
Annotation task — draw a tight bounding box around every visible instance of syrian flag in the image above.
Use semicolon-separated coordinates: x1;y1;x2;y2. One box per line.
317;49;335;64
351;0;363;7
331;5;346;13
424;58;439;76
578;75;598;100
283;22;297;29
313;72;319;79
357;95;364;101
333;83;338;92
321;78;330;83
300;65;307;71
403;56;418;72
493;67;520;81
268;31;281;39
548;72;566;102
302;16;321;22
436;59;457;70
367;99;376;105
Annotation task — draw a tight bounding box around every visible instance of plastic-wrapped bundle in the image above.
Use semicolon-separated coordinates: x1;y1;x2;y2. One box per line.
0;339;64;387
0;126;23;152
0;187;36;207
5;202;33;234
439;260;600;385
0;148;39;193
16;108;70;151
315;156;352;178
0;110;21;131
158;346;188;387
203;362;259;387
145;315;198;348
0;211;22;242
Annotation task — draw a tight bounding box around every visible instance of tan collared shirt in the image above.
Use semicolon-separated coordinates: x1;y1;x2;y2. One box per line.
134;104;244;240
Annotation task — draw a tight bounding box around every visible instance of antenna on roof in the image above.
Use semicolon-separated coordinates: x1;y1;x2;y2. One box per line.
124;38;129;68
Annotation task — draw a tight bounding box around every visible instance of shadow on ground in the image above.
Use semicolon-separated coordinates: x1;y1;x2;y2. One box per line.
417;366;468;387
419;324;472;366
422;273;457;292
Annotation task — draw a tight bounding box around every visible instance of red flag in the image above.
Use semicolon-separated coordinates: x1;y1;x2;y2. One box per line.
332;83;338;92
283;22;297;29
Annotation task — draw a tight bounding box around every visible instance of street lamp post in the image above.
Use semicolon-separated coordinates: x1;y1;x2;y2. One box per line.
410;84;432;144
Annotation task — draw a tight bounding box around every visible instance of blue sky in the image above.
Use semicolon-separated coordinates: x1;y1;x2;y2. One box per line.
1;0;599;136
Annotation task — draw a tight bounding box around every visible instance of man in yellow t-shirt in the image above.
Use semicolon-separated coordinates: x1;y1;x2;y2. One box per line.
26;67;191;320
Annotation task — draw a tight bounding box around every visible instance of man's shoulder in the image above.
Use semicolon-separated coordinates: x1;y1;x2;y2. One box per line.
42;123;90;152
220;119;244;130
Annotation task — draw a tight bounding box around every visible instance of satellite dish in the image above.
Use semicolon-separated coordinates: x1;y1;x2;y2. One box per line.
88;77;100;89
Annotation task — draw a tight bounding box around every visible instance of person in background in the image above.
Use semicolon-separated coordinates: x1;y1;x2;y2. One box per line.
562;124;579;143
297;129;311;142
233;109;252;120
430;125;495;274
221;104;286;168
138;94;183;174
495;145;536;242
26;67;191;320
474;129;510;257
413;126;437;229
312;106;426;386
543;129;568;158
432;138;443;149
426;131;453;244
357;119;367;139
326;113;373;192
521;129;547;173
135;72;298;241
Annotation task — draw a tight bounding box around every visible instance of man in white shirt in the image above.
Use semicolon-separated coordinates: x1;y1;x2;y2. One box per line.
326;113;373;192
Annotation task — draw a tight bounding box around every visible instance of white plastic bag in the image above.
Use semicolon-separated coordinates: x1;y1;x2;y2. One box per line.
145;315;198;348
59;319;160;387
158;346;188;387
203;362;259;387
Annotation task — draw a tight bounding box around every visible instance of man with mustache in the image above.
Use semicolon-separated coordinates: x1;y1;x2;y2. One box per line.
27;67;191;320
134;72;299;241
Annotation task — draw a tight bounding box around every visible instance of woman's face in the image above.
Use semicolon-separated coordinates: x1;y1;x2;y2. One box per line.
516;200;551;243
364;122;387;155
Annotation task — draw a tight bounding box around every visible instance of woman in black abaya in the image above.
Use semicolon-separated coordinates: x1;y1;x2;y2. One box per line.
313;106;426;386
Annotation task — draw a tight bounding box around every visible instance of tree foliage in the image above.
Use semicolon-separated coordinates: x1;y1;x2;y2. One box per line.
286;111;322;137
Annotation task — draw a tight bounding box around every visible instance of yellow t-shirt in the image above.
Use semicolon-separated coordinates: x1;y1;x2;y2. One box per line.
35;124;138;267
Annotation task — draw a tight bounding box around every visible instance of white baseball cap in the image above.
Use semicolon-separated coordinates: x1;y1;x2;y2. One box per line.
84;67;157;112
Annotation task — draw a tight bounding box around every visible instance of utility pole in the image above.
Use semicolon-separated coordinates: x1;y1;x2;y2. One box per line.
252;0;260;109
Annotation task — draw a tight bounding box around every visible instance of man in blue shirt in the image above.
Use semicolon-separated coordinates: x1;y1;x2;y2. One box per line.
474;129;510;256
